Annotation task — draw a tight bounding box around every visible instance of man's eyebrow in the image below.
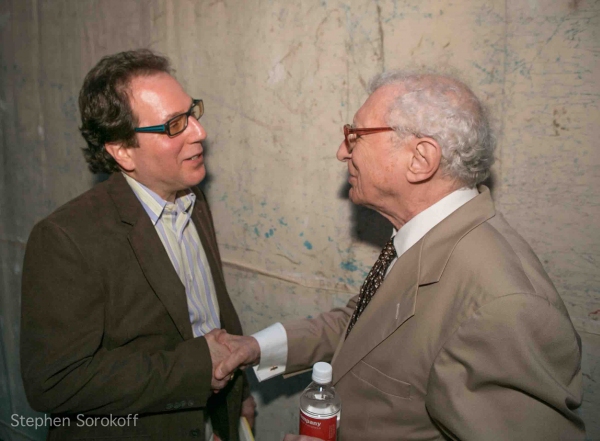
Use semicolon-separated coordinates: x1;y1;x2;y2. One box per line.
164;99;194;120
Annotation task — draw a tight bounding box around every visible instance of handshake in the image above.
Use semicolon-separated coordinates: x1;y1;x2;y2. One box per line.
205;329;261;391
205;330;325;441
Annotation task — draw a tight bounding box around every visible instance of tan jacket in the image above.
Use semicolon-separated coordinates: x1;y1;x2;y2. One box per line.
285;187;584;440
21;172;246;441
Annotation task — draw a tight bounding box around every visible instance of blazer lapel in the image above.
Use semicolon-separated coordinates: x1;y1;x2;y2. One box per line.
332;242;421;384
107;173;192;341
331;186;496;384
190;189;242;335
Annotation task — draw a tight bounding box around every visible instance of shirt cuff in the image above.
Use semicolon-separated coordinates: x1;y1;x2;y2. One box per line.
251;322;288;382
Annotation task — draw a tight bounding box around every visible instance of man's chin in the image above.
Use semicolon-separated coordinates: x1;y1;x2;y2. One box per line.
191;166;207;186
348;188;360;205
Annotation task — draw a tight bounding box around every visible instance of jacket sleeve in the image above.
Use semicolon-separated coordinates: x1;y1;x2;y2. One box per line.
283;295;357;374
20;219;214;416
426;293;585;440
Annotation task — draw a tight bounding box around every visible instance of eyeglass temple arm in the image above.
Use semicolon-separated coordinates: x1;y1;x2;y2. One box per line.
134;124;167;133
352;127;394;134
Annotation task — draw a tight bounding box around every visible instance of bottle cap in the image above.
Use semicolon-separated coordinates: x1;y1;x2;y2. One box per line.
312;362;332;384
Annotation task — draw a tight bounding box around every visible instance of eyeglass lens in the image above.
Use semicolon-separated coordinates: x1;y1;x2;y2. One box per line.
344;124;357;150
168;101;204;136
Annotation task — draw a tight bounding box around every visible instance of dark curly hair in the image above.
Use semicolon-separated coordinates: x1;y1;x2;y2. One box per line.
79;49;172;174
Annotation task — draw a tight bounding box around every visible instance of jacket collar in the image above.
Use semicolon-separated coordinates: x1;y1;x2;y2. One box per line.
104;173;242;338
418;185;496;285
106;173;193;340
332;186;496;383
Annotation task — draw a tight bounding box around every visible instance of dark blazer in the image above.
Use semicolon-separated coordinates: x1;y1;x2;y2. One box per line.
284;187;585;440
21;172;245;441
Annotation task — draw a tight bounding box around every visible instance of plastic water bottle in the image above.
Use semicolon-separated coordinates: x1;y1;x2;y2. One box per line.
299;362;341;441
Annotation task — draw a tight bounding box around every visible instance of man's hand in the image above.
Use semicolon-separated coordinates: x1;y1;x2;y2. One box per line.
241;395;257;429
283;435;322;441
213;333;261;381
205;329;233;391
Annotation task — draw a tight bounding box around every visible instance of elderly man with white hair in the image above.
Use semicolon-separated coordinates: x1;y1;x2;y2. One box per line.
217;71;585;441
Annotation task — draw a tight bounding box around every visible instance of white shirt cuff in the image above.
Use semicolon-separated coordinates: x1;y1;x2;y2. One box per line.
251;322;288;382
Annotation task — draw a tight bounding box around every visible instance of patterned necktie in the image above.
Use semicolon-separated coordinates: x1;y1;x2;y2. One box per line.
345;238;397;339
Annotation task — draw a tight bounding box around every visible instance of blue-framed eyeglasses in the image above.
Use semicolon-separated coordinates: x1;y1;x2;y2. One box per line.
134;99;204;137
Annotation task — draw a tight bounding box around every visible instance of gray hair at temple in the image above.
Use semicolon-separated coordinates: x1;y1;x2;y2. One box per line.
368;71;496;188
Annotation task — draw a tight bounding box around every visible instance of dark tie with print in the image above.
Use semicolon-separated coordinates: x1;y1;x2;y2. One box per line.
345;238;397;339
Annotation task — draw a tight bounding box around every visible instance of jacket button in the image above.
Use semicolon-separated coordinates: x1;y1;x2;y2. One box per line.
190;428;200;437
166;403;173;410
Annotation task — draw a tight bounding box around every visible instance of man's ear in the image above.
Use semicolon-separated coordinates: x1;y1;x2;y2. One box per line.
406;137;442;183
104;142;135;172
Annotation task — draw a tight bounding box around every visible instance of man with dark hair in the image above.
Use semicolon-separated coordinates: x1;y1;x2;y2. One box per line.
216;72;585;440
21;49;254;440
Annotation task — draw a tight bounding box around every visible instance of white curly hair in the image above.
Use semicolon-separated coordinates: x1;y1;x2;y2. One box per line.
368;71;496;187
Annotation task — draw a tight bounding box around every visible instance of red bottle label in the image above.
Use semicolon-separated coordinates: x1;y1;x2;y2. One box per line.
299;409;338;441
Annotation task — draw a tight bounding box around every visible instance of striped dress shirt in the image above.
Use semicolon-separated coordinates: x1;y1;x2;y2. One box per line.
123;173;221;337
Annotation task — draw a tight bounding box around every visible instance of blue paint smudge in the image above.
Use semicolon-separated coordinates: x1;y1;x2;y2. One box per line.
340;260;358;271
303;240;313;250
254;227;260;237
279;217;288;226
265;228;275;238
299;232;304;237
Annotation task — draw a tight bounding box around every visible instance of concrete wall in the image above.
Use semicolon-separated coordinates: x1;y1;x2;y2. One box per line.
1;1;598;440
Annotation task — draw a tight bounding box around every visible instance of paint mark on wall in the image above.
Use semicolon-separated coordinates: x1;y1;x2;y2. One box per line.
265;228;275;238
303;240;313;250
552;108;570;136
340;259;358;271
268;62;286;85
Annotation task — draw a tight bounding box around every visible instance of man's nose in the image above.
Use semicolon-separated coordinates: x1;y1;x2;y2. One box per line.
188;117;207;140
336;139;351;162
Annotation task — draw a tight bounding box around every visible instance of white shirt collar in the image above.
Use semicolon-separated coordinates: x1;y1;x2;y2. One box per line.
392;187;479;259
122;173;195;225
